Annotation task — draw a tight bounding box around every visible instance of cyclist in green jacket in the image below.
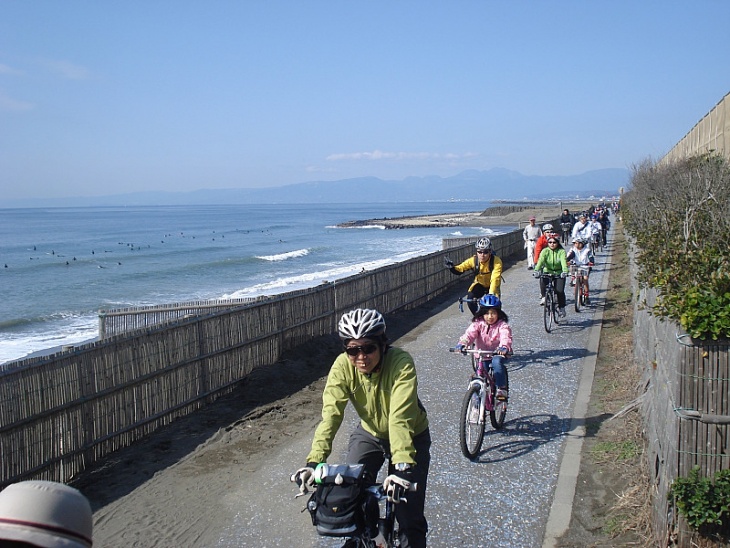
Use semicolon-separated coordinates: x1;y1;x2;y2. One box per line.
534;236;570;317
293;308;431;548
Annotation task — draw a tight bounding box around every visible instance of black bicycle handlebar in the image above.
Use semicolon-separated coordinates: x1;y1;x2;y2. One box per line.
457;295;480;313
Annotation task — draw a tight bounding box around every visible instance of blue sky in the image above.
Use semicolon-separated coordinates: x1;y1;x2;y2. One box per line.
1;1;728;201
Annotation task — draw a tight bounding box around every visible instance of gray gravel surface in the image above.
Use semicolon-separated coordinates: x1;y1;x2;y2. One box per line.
214;240;611;547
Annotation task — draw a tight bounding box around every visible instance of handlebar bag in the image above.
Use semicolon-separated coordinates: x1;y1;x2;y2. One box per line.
306;464;368;537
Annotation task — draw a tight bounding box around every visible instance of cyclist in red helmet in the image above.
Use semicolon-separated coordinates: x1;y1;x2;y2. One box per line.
533;223;558;266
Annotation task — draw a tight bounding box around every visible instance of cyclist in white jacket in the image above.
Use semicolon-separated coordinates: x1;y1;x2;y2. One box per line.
566;237;594;301
571;213;592;242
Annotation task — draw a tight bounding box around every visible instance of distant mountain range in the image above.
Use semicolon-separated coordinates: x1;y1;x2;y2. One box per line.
3;167;629;208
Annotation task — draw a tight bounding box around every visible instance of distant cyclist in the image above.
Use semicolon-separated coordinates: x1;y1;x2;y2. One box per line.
454;294;513;401
566;237;594;302
559;209;574;245
589;214;603;249
597;208;611;246
571;213;592;242
445;237;503;315
534;235;569;316
292;308;431;548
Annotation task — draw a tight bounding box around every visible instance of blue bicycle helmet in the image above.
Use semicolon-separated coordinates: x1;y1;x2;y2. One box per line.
478;294;502;310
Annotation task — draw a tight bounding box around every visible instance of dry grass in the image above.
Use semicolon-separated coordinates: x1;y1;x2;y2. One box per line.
592;226;653;545
558;224;655;547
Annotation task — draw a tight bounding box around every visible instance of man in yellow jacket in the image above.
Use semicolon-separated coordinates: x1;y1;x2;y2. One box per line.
445;237;503;315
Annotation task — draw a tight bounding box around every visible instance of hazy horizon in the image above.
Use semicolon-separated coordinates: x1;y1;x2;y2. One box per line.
2;3;726;201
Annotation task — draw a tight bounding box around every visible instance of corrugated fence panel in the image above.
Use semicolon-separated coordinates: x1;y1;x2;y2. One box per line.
662;91;730;164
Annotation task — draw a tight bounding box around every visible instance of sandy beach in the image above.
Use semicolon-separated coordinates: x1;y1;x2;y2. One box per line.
336;204;571;229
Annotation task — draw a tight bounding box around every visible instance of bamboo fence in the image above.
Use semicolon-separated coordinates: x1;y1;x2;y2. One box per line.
631;246;730;546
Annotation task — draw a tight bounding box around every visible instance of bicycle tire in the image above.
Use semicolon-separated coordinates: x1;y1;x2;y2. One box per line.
553;293;561;324
489;370;508;430
543;289;553;333
574;277;582;312
459;384;485;459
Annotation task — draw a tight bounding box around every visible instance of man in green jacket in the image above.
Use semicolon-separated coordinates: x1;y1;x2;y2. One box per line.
293;308;431;548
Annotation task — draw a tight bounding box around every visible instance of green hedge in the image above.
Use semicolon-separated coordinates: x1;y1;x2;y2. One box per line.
622;153;730;340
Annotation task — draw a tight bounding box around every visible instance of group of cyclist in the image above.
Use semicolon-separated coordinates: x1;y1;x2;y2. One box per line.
292;211;605;546
525;204;609;315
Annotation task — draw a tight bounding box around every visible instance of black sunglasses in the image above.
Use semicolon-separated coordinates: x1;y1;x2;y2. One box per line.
476;250;491;254
548;240;559;244
345;343;379;357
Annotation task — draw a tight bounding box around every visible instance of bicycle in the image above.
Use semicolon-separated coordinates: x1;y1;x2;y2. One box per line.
291;461;416;548
560;222;572;245
538;272;562;333
449;347;508;459
591;232;602;255
569;264;591;312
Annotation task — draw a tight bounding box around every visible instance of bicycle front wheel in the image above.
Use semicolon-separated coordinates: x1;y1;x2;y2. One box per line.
459;385;485;459
543;290;553;333
574;278;582;312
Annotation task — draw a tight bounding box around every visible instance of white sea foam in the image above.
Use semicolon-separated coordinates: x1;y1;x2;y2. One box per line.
0;314;98;365
222;246;437;299
255;249;310;261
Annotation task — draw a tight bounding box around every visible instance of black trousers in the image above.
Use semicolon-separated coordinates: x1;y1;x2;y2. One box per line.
466;283;489;315
539;276;567;308
346;425;431;548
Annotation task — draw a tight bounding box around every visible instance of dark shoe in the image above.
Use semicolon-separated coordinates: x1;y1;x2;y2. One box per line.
527;266;533;270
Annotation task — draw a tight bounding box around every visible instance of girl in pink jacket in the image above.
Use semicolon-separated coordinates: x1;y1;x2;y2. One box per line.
455;294;513;400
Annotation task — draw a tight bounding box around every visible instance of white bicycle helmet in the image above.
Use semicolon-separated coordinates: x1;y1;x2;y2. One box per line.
475;237;492;252
542;223;554;231
338;308;386;340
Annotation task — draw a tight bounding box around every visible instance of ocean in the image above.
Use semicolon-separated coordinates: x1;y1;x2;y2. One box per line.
0;202;511;365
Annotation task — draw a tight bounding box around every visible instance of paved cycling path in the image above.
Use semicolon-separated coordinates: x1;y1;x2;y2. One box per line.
216;238;613;547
